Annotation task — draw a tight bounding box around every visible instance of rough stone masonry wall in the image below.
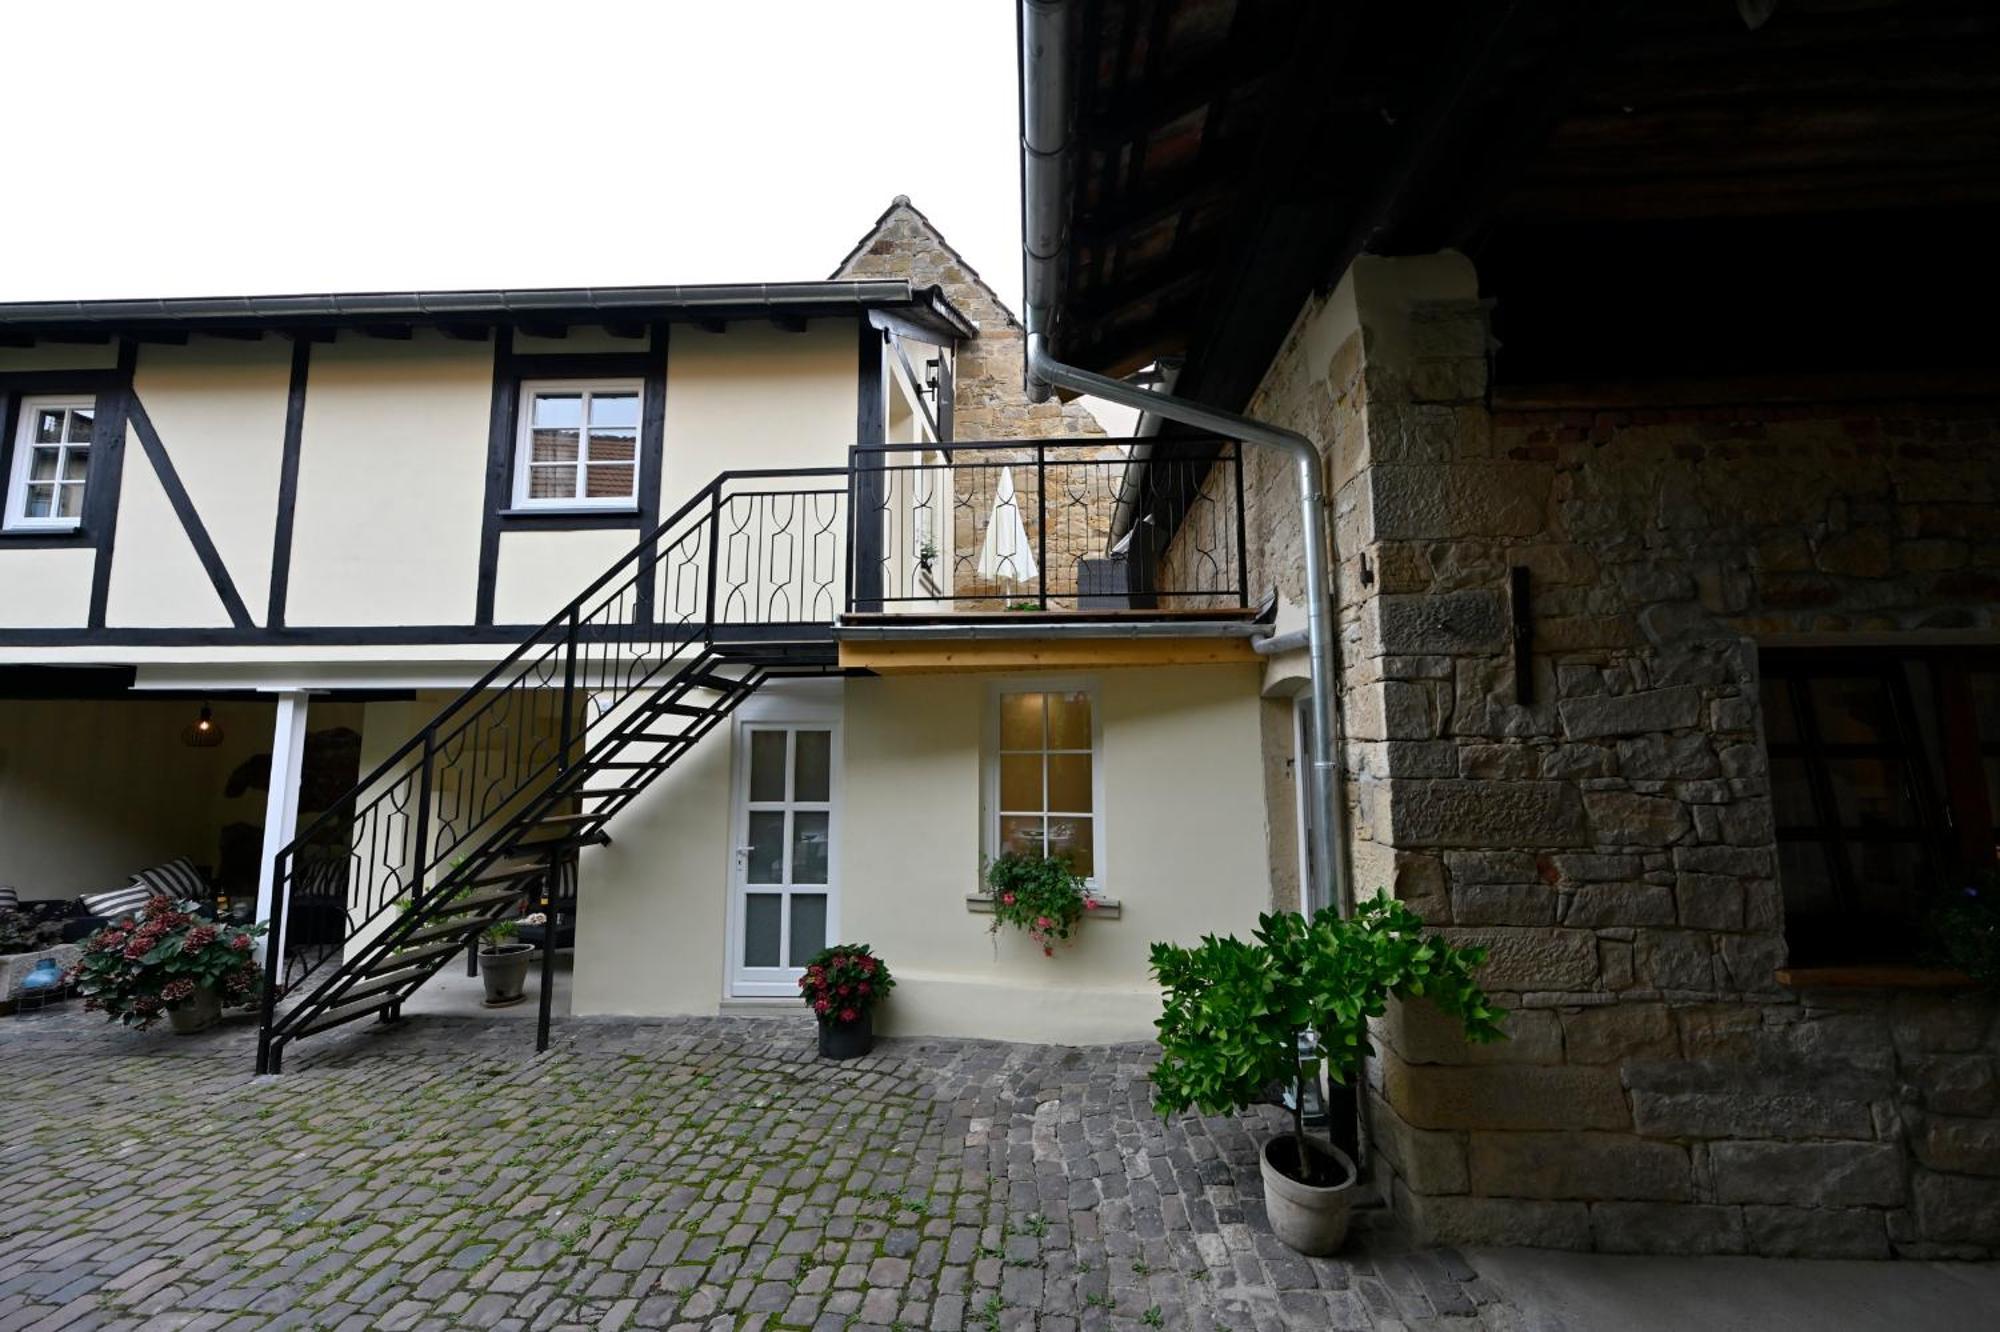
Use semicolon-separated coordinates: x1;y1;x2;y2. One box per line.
834;200;1125;606
1238;255;2000;1258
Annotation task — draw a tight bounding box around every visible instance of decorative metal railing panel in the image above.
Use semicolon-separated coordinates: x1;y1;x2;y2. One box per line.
846;438;1246;613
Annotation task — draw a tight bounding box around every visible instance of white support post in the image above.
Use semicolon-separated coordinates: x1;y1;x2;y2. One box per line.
255;691;312;962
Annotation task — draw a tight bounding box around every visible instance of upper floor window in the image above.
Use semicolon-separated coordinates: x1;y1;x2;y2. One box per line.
513;380;641;510
992;688;1099;881
4;396;94;531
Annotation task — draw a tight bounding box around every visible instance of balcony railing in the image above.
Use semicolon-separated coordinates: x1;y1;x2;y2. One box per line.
846;437;1247;615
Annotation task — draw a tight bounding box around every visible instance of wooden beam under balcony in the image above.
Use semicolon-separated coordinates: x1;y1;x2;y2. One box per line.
836;628;1259;675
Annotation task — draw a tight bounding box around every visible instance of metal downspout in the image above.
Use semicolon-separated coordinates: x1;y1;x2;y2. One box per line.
1019;0;1349;917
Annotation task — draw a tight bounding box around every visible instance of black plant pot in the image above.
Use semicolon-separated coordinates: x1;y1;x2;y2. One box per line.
817;1009;874;1060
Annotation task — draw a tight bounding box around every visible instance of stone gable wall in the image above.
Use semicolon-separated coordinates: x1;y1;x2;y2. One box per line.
834;201;1126;605
1237;254;2000;1257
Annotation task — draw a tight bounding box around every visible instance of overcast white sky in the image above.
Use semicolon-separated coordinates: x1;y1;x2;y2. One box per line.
0;1;1026;312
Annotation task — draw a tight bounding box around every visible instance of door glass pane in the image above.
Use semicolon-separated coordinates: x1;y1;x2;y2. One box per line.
743;893;782;967
1048;692;1092;749
1046;817;1094;878
789;893;828;967
999;815;1045;858
794;730;831;802
999;693;1043;749
1769;757;1818;828
791;811;829;885
999;754;1042;812
749;730;787;802
1810;676;1894;744
1760;678;1797;743
1047;753;1091;813
1825;758;1913;827
745;810;784;884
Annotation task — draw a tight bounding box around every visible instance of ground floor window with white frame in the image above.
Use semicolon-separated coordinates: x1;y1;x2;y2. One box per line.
989;685;1101;884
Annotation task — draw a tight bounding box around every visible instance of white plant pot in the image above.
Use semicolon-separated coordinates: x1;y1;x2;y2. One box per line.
1260;1133;1359;1256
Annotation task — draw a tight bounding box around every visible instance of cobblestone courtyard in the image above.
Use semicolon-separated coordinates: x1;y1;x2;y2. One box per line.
0;1009;1508;1332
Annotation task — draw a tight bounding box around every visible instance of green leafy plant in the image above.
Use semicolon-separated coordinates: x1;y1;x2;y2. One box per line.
66;894;267;1028
1929;871;1999;987
1006;600;1042;611
1149;894;1505;1187
985;853;1098;956
798;943;895;1024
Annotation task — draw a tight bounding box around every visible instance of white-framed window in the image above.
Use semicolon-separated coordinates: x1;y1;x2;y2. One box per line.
511;379;642;510
988;684;1102;883
4;396;95;531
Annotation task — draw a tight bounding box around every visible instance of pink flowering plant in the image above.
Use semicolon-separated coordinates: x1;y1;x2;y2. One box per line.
797;943;894;1026
66;895;266;1029
985;852;1096;956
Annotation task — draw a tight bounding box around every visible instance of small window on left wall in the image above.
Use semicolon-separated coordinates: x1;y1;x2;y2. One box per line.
513;380;642;510
4;396;94;531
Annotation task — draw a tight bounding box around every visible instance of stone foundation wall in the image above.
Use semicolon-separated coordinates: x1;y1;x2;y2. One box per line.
1238;254;2000;1257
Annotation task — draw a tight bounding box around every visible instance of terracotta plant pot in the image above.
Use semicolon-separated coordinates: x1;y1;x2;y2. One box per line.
479;944;536;1007
166;986;222;1035
817;1008;874;1060
1260;1133;1359;1256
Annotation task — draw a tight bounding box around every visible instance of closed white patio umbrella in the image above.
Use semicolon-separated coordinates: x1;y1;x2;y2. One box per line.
975;465;1040;587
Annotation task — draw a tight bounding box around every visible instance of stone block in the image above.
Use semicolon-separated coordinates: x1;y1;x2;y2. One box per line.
1550;853;1642;883
1563;882;1676;928
1545;743;1618;779
1585;791;1691;848
1387;996;1563;1066
1710;1142;1906;1207
1558;687;1703;739
1589;1203;1747;1255
1365;1093;1468;1195
1458;742;1544;779
1384;1060;1632;1132
1400;1191;1593;1250
1912;1168;2000;1245
1389;780;1589;849
1469;1133;1691;1202
1562;1004;1678;1064
1635;930;1714;990
1915;1116;2000;1177
1445;850;1540;883
1890;992;1996;1055
1913;1055;1999;1117
1630;1091;1875;1141
1372;589;1507;655
1742;1205;1890;1259
1451;882;1557;926
1675;873;1747;931
1615;734;1720;781
1446;927;1599;991
1369;462;1550;541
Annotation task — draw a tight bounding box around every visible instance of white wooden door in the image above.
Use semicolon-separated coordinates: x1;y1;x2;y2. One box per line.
729;722;837;996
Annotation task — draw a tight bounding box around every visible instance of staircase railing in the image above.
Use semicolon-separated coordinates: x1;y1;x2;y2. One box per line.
256;467;848;1062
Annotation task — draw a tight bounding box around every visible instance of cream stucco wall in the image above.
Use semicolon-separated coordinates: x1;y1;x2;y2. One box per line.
106;442;235;628
127;339;293;621
285;332;492;628
0;549;93;628
572;664;1271;1044
493;527;641;627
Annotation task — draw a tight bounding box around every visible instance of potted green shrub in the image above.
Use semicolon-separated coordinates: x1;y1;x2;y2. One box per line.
67;895;266;1034
985;852;1100;956
1929;873;1998;987
799;943;894;1059
1149;894;1504;1255
478;914;541;1008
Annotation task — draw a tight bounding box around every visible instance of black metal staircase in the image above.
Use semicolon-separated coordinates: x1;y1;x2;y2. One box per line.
255;470;845;1073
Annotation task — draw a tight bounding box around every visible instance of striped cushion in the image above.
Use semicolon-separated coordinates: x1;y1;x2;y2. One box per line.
133;857;207;904
81;885;156;921
0;886;18;911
